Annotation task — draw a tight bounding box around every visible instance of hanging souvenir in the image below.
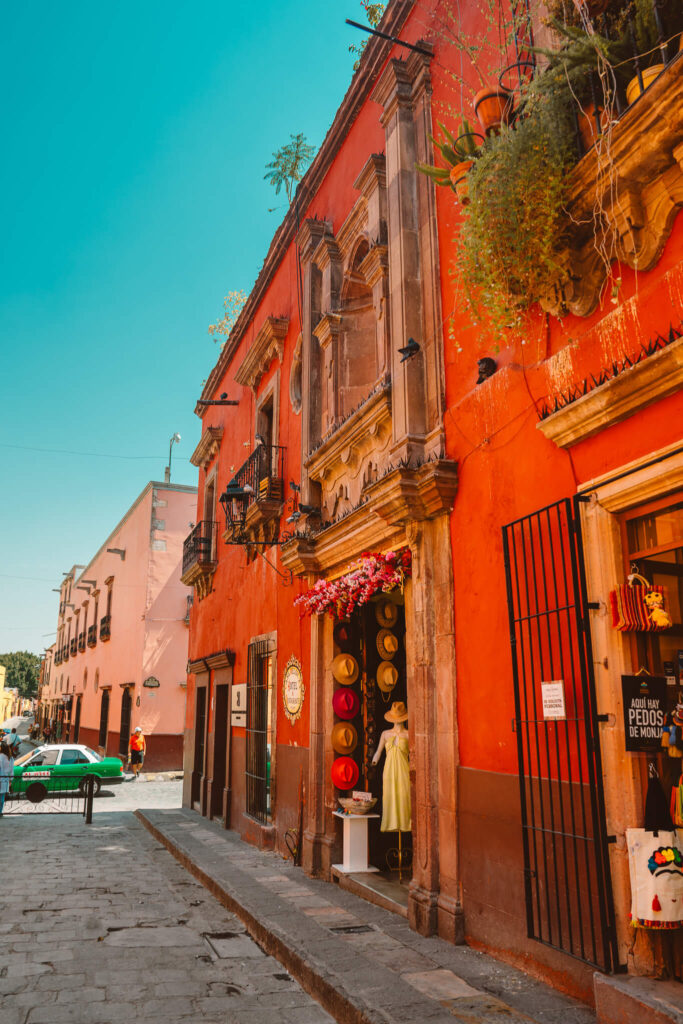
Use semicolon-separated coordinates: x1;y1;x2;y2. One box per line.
609;573;672;633
331;755;360;790
627;829;683;929
376;629;399;660
332;688;360;721
376;661;399;703
331;654;359;686
331;722;358;756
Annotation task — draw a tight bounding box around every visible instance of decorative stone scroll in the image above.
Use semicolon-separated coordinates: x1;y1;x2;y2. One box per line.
234;316;289;391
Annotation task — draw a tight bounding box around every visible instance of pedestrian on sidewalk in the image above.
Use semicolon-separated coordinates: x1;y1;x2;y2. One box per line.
3;727;20;758
0;741;15;818
128;727;146;779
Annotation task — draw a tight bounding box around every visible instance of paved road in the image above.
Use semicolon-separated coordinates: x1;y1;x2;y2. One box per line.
0;812;334;1024
92;779;183;813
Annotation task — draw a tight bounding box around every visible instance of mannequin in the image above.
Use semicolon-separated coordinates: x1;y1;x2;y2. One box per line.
372;701;411;833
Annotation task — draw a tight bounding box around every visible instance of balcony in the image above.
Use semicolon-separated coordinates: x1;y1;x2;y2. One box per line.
62;645;69;662
78;632;86;653
69;639;77;657
220;444;285;549
181;521;218;601
87;624;97;647
54;652;62;666
100;615;111;641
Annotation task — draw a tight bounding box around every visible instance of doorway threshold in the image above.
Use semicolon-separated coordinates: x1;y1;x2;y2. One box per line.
331;866;409;919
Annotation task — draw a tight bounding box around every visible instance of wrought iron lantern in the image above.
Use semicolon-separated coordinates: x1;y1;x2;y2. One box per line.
219;481;254;536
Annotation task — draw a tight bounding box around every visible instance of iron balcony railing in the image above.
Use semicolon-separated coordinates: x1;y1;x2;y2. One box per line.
182;521;218;577
87;625;97;647
506;0;681;158
78;632;86;653
221;444;285;534
100;615;111;641
69;639;77;656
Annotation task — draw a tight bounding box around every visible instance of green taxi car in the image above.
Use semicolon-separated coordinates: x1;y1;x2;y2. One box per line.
12;744;124;801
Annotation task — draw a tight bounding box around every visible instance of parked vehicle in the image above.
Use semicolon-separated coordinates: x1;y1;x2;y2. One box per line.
10;744;124;801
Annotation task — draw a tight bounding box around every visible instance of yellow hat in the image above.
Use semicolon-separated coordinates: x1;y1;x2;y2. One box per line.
376;629;399;660
385;701;408;723
331;654;359;686
375;600;398;628
331;721;358;755
376;661;399;693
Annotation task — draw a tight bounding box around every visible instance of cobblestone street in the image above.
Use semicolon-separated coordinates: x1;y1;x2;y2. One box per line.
0;812;334;1024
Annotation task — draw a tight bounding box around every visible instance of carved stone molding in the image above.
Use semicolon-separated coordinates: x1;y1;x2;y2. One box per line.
360;244;389;288
281;458;458;578
190;427;223;470
540;59;683;318
297;219;331;264
537;336;683;448
234;316;289;391
305;387;392;493
181;562;216;601
354;153;386;199
312;312;343;352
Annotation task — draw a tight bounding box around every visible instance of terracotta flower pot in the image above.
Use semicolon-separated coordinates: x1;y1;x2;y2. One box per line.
449;159;474;205
572;0;611;17
473;86;513;135
626;63;665;106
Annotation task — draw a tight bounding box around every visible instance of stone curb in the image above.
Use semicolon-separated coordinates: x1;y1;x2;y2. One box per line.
134;810;574;1024
124;771;183;783
136;809;376;1024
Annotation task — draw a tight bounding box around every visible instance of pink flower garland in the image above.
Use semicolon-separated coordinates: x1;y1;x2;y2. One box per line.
294;549;412;620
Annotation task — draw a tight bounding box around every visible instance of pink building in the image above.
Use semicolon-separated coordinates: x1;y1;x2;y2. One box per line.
40;481;197;770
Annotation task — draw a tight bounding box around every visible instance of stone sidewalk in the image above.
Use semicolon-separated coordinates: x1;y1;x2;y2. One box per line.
138;808;597;1024
0;812;334;1024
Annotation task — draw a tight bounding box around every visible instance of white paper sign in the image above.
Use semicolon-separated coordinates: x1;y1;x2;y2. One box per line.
231;711;246;728
541;680;566;720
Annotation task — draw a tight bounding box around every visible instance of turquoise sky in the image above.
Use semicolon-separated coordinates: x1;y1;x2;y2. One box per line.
0;1;366;656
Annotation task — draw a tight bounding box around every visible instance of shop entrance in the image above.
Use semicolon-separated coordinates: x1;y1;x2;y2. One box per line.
212;684;229;820
332;595;412;910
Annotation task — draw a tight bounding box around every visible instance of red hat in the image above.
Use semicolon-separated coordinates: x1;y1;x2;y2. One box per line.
331;756;359;790
332;688;360;721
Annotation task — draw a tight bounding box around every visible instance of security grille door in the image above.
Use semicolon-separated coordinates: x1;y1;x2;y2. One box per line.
246;639;273;823
98;690;110;750
119;688;132;756
502;496;618;972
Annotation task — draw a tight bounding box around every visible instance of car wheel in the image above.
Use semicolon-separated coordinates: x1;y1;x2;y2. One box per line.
26;782;47;804
79;775;101;797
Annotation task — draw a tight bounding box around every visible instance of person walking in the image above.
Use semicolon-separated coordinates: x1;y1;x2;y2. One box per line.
0;741;15;818
127;727;146;779
3;727;20;758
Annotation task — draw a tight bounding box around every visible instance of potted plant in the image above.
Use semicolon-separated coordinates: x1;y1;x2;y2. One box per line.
416;120;484;205
473;85;515;135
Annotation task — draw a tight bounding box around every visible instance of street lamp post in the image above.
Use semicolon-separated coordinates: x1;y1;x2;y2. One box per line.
165;432;181;483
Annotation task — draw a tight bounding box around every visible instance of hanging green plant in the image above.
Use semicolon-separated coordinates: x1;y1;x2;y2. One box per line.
416;120;483;204
457;67;585;328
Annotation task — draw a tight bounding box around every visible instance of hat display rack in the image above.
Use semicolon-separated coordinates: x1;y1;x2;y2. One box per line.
331;619;363;794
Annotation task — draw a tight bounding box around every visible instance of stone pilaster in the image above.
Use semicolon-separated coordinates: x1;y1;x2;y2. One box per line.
297;218;329;505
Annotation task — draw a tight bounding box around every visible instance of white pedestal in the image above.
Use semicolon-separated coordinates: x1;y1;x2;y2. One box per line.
332;810;380;874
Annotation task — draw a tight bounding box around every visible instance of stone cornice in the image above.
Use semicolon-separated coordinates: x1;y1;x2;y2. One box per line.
187;649;236;674
312;236;342;271
190;426;224;469
234;316;289;391
297;219;332;264
541;57;683;318
354;154;386;198
312;312;343;351
360;244;389;288
337;198;369;261
281;459;458;577
305;387;392;483
196;1;415;411
537;335;683;448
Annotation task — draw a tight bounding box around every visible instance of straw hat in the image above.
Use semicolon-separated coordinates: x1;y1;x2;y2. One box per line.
375;600;398;628
331;756;359;790
331;722;358;755
376;629;399;660
376;661;399;694
384;701;408;723
332;688;360;721
331;654;359;686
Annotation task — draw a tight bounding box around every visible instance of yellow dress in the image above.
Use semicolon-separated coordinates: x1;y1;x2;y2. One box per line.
381;733;411;833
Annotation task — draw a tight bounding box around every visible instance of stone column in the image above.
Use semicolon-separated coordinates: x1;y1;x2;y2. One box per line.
297;218;329;506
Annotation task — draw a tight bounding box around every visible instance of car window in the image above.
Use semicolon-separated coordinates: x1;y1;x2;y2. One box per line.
28;750;59;767
15;749;41;767
84;747;102;762
59;749;90;765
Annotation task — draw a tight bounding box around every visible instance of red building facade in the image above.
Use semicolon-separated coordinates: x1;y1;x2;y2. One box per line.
184;0;683;1007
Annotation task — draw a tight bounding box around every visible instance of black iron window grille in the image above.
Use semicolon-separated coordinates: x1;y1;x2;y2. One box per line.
78;632;86;653
245;638;275;824
182;521;218;576
69;638;77;657
87;625;97;647
100;615;111;641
